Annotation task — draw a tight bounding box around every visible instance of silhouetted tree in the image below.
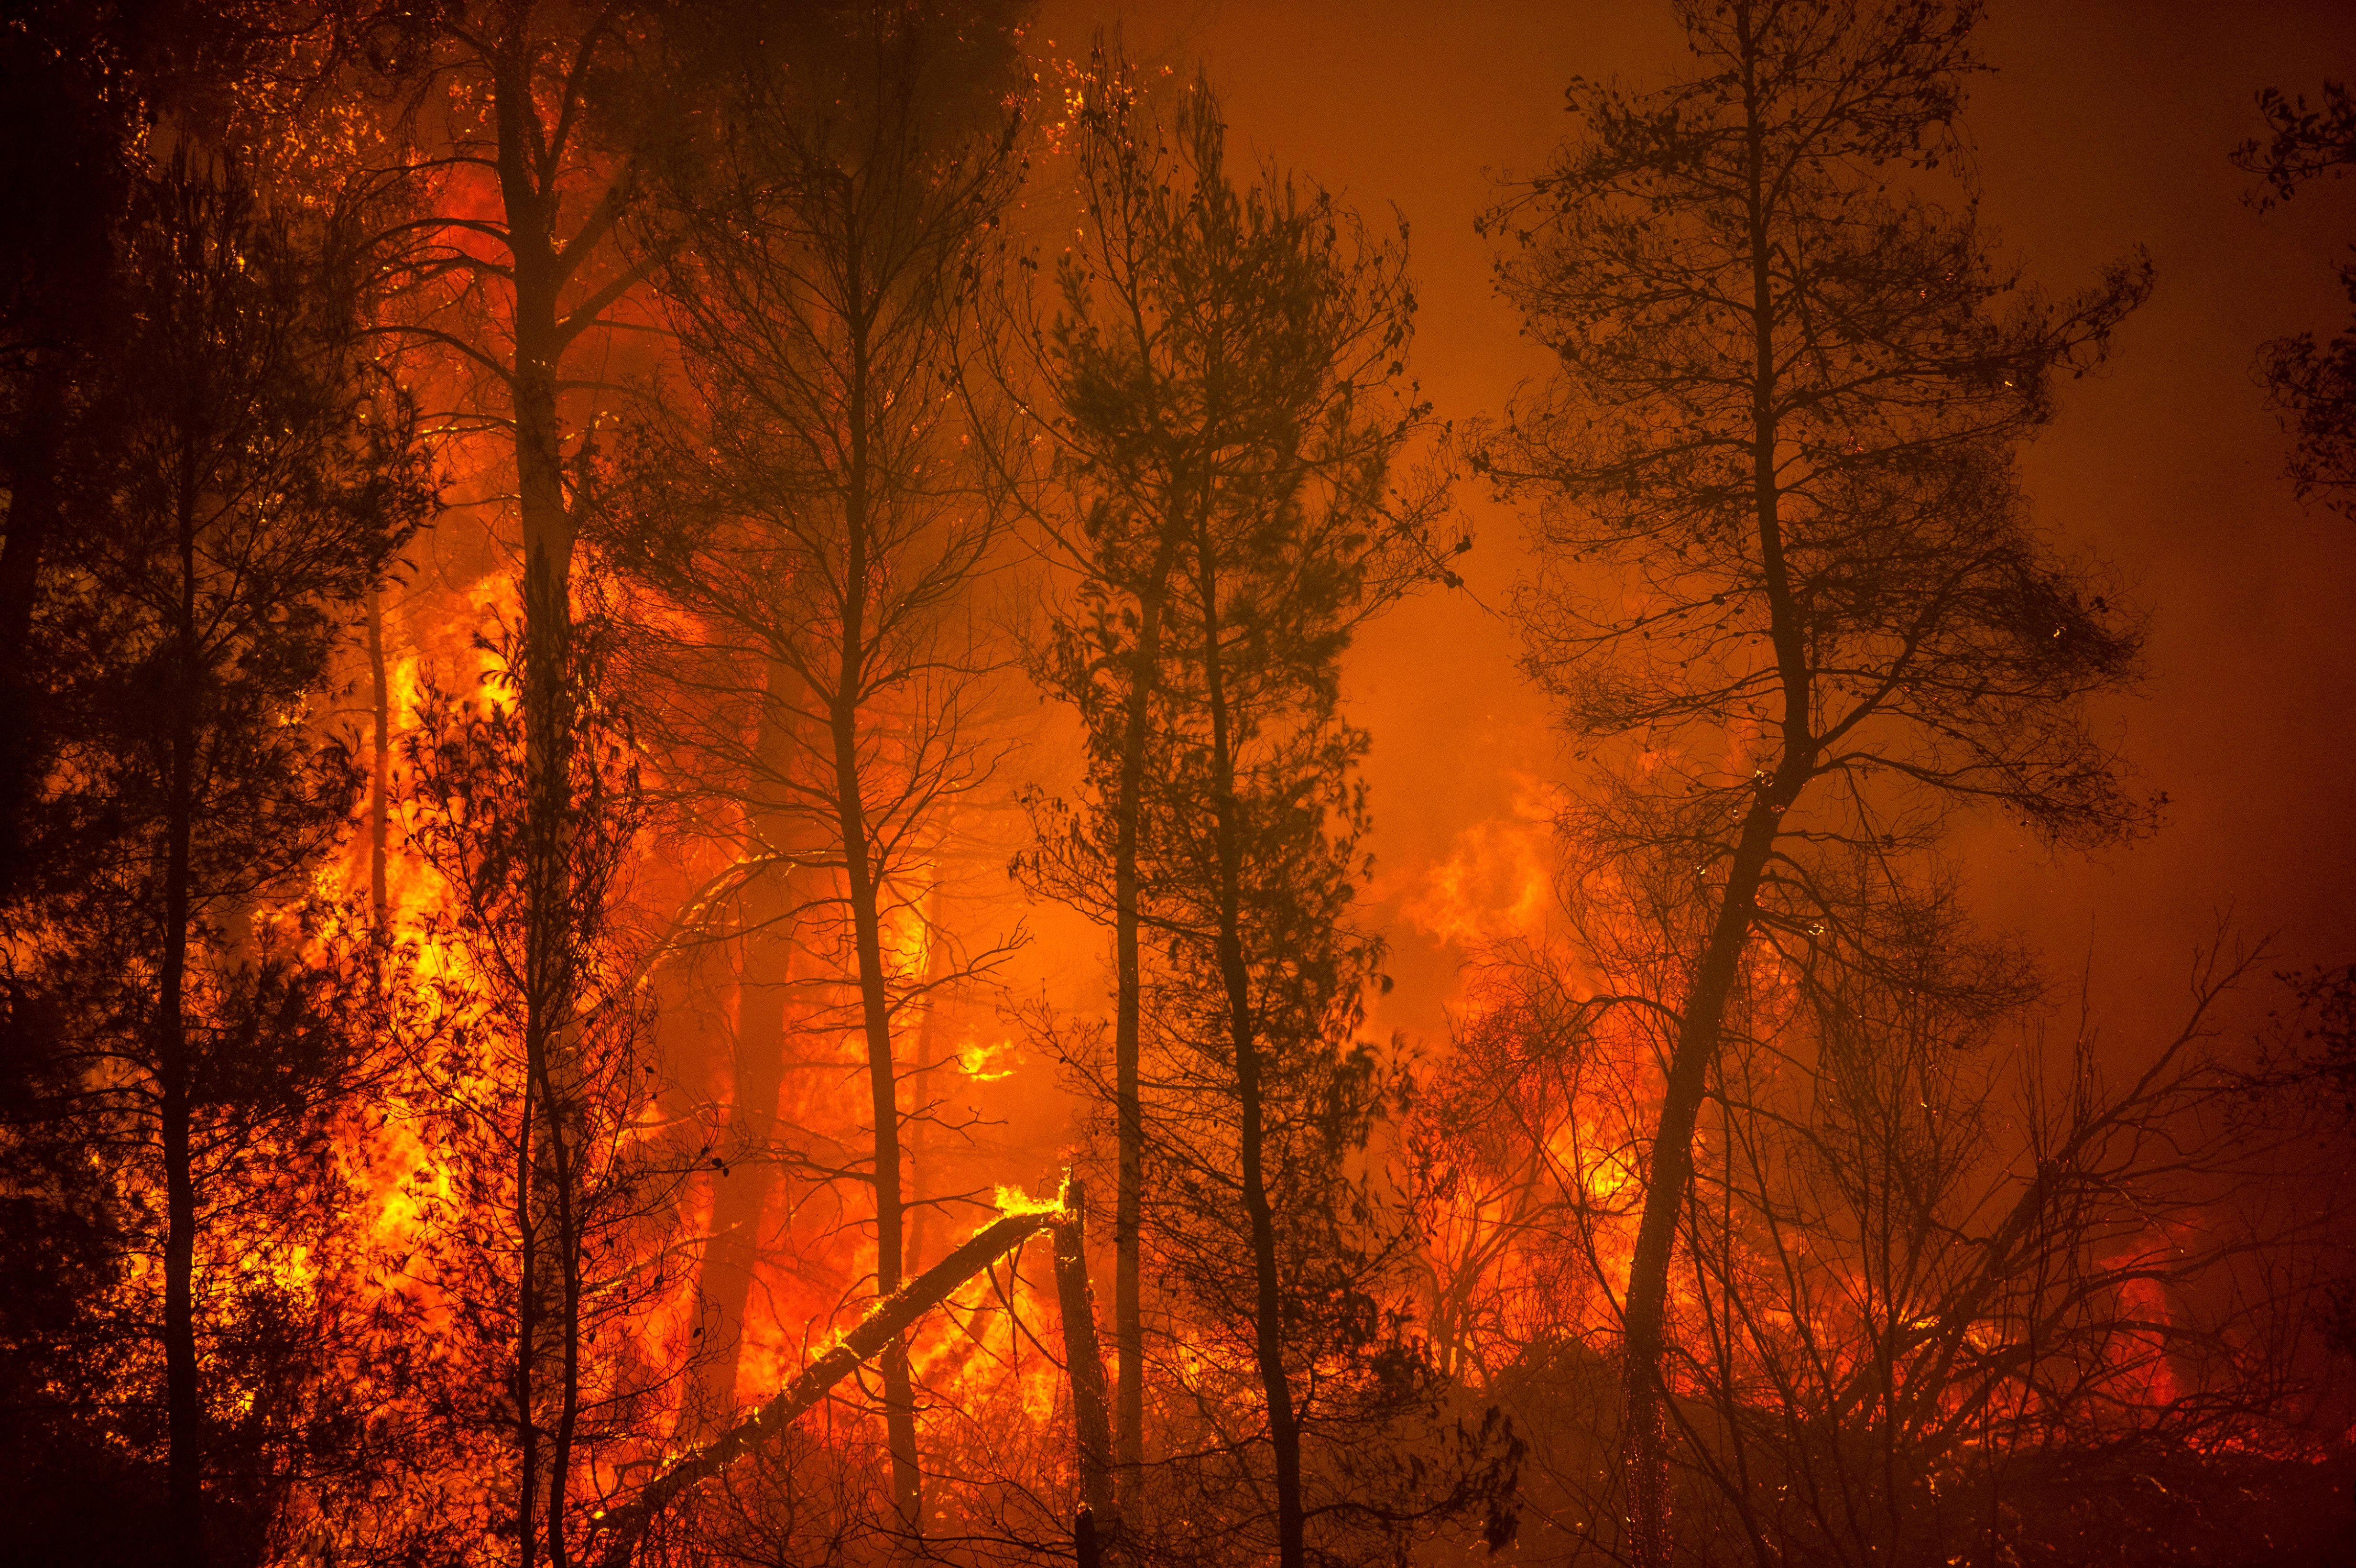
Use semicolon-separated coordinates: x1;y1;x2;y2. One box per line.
0;154;429;1568
1478;3;2151;1562
1414;926;2328;1568
1011;62;1488;1568
0;8;139;904
351;9;708;1556
995;52;1199;1489
2235;80;2356;514
604;0;1027;1537
388;610;701;1568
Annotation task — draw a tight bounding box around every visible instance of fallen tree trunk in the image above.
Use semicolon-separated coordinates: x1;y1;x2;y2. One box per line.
590;1198;1065;1566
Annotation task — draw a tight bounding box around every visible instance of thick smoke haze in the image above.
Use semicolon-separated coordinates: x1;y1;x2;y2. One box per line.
1039;0;2356;1053
8;4;2350;1560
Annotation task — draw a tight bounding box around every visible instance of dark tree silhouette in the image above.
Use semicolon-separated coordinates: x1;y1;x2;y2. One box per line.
2235;81;2356;512
0;9;138;904
1009;60;1487;1568
1478;3;2151;1562
604;0;1027;1535
0;156;429;1568
352;9;703;1556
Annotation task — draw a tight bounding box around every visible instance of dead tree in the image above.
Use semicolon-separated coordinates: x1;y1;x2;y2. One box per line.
590;1185;1112;1568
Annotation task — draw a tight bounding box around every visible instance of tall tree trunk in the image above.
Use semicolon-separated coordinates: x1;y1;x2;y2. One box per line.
1193;549;1305;1568
162;473;203;1568
833;231;922;1533
1619;25;1813;1564
1111;558;1175;1494
1614;804;1779;1568
691;667;802;1428
835;700;921;1529
493;30;581;1561
514;1061;539;1568
366;585;391;932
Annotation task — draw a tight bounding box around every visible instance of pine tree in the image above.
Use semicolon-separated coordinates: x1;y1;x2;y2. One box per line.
603;0;1026;1535
1479;4;2151;1561
3;155;429;1568
1013;62;1472;1567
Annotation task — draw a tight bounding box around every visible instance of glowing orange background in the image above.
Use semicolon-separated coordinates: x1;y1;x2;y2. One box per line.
1029;0;2356;1058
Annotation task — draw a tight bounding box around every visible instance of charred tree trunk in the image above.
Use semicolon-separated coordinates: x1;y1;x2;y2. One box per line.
1618;27;1814;1566
1052;1181;1118;1534
691;669;804;1428
513;1055;540;1568
535;1006;585;1568
492;26;583;1562
162;461;203;1568
1615;799;1783;1568
1193;548;1305;1568
834;678;922;1533
366;585;391;932
829;225;922;1533
1111;555;1176;1490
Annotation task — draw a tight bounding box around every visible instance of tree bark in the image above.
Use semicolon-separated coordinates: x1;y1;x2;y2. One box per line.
1111;554;1176;1491
1052;1180;1118;1534
514;1053;539;1568
592;1204;1063;1568
366;585;391;931
1615;800;1782;1568
1618;21;1814;1565
829;214;923;1532
162;460;203;1568
834;687;922;1532
491;25;582;1561
1193;547;1305;1568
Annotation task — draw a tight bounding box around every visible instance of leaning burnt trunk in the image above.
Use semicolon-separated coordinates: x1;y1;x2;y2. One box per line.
593;1199;1075;1567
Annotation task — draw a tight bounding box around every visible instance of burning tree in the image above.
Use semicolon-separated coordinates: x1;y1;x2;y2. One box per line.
1410;923;2330;1566
341;6;726;1559
0;152;432;1567
601;0;1029;1543
387;610;703;1567
6;10;2347;1568
1476;0;2152;1561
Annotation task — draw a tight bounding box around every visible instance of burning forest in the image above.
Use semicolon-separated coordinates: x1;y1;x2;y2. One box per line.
2;2;2353;1567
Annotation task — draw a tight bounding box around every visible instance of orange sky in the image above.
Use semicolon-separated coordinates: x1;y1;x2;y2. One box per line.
1023;0;2356;1060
